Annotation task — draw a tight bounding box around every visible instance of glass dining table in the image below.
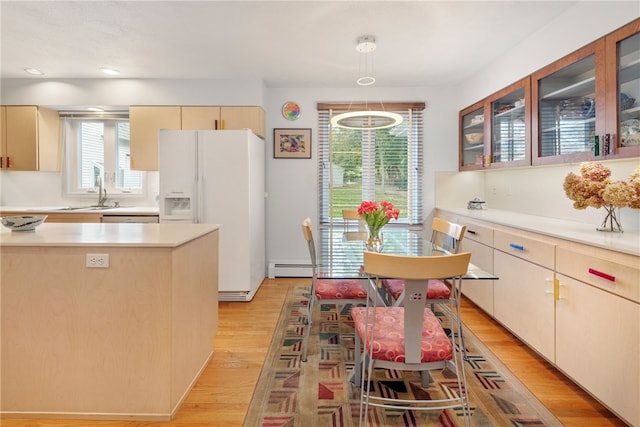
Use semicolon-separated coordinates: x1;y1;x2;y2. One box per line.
317;226;497;306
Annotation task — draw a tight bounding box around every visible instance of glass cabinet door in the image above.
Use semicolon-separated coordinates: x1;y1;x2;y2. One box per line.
489;77;530;168
459;102;487;170
532;41;604;165
607;20;640;159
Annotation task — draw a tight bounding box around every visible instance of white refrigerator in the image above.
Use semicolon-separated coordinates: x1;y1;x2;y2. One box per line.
158;129;265;301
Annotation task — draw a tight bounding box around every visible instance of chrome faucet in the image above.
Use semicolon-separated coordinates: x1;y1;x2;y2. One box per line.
96;176;108;207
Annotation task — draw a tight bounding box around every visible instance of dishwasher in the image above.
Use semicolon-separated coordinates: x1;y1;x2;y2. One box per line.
101;215;159;223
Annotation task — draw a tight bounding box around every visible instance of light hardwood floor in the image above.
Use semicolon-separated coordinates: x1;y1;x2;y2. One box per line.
1;278;626;426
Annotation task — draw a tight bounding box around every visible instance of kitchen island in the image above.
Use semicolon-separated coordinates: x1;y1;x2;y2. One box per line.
0;222;219;421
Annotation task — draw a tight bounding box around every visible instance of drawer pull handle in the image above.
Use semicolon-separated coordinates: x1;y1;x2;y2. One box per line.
509;243;524;251
588;268;615;282
466;230;477;235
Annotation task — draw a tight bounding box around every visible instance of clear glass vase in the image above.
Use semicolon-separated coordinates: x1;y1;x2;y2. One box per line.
596;205;623;233
365;226;384;252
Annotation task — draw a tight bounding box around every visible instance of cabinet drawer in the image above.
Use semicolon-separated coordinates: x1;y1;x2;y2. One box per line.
557;246;639;303
459;219;493;246
494;229;555;269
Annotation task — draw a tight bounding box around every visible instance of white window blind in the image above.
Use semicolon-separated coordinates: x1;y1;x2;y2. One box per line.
317;102;425;226
316;102;425;271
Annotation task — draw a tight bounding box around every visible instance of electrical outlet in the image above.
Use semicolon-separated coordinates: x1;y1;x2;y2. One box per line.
86;253;109;268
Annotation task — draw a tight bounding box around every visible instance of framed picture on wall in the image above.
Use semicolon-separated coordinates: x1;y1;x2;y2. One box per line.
273;128;312;159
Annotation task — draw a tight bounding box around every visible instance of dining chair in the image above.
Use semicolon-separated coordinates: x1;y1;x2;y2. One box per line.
381;217;469;358
342;209;362;232
300;217;368;362
352;251;472;426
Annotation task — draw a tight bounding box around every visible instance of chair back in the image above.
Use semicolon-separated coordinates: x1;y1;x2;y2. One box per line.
342;209;360;221
342;209;363;231
363;251;471;364
430;217;466;254
301;218;318;273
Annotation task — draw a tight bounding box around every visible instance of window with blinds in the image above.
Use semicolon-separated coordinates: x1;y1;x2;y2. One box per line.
317;102;425;227
316;102;425;271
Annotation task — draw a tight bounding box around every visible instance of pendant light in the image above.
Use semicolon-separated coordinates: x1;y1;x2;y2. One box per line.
331;36;403;130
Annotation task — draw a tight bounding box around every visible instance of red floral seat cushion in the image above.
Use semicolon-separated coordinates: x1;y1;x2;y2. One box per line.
351;306;452;363
314;277;367;300
382;279;450;300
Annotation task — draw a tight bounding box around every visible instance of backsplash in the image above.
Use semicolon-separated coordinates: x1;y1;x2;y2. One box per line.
0;170;160;207
435;158;640;231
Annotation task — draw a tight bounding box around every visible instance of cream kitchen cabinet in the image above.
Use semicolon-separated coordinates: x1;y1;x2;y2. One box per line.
0;210;103;223
130;105;265;171
181;106;221;130
493;231;556;362
220;106;265;139
436;207;639;426
0;106;60;171
129;106;182;171
459;220;495;315
181;106;265;138
556;245;639;426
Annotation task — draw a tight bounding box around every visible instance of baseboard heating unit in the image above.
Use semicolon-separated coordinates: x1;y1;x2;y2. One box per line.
268;261;312;278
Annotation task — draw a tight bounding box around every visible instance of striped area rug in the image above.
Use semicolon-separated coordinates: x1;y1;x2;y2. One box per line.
244;285;562;427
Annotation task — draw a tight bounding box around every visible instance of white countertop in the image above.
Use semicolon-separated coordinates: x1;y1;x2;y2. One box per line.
0;222;219;247
0;206;159;215
439;208;640;256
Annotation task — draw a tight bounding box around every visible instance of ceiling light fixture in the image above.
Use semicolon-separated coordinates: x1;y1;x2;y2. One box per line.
87;107;105;112
99;67;121;76
331;36;403;130
24;68;44;76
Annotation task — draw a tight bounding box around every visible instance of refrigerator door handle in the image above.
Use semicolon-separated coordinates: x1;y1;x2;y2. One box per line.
196;174;204;224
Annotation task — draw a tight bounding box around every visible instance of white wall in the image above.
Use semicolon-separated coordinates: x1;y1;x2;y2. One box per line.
457;1;640;108
265;86;458;265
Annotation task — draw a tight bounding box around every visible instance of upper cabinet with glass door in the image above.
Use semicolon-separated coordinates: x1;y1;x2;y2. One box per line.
488;77;531;168
459;101;488;171
532;41;604;165
532;18;640;164
605;19;640;159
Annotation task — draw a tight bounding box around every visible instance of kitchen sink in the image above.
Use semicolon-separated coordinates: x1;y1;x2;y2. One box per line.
54;206;116;211
87;206;116;210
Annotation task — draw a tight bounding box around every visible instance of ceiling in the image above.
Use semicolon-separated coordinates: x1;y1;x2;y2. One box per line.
1;1;580;88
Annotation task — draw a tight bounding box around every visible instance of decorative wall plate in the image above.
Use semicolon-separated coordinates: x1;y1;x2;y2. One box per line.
282;102;301;120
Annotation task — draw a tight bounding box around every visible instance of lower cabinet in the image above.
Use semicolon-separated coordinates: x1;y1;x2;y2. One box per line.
556;273;639;426
493;250;556;362
435;209;639;426
1;211;108;223
493;229;556;362
460;237;494;315
556;244;639;426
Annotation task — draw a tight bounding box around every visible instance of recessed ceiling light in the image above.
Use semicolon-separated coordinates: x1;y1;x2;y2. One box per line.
24;68;44;76
99;67;121;76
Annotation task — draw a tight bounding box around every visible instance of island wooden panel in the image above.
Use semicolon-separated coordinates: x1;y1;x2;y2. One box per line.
1;229;218;420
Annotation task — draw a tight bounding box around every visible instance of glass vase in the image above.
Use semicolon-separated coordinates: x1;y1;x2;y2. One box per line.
596;205;623;233
365;225;384;252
